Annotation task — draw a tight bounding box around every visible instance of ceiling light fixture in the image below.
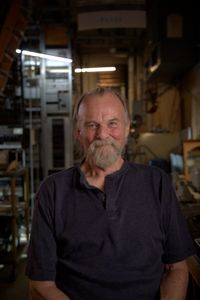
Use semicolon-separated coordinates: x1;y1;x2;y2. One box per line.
75;67;116;73
16;49;72;63
48;68;69;73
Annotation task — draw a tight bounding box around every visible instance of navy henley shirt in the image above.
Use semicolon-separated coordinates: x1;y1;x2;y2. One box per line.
26;161;196;300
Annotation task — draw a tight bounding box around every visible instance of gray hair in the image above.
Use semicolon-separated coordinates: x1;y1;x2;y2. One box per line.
73;87;130;127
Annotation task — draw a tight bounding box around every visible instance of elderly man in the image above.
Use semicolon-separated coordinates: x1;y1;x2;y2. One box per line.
26;87;195;300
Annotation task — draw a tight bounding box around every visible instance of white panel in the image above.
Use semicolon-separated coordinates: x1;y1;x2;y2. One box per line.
78;10;146;30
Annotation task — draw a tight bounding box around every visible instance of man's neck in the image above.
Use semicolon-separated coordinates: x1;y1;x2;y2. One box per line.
81;157;124;190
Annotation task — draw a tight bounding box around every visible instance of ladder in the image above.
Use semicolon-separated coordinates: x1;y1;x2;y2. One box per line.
0;0;28;93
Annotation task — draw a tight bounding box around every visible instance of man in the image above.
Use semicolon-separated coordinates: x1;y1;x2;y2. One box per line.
26;87;195;300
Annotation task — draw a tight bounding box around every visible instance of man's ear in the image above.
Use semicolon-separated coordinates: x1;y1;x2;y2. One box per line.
125;120;130;138
74;127;81;141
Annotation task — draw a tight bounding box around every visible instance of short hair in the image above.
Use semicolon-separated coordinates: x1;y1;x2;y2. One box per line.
73;87;130;126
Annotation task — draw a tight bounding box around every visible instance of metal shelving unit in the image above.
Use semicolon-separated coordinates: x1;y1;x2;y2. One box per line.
15;47;73;218
0;167;29;281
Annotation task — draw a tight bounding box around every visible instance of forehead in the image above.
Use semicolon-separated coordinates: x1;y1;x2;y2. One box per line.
78;93;125;118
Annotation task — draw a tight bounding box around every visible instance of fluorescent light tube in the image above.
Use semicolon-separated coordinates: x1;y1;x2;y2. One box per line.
16;49;72;63
75;67;116;73
48;68;69;73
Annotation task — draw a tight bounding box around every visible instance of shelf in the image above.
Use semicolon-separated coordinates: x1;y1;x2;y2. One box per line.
0;144;22;150
0;167;29;280
0;167;27;177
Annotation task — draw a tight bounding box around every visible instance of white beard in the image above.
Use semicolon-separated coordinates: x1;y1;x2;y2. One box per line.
86;138;123;170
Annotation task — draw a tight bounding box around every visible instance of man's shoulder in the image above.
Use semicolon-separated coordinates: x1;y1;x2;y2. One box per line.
127;161;163;174
40;166;78;187
126;161;170;182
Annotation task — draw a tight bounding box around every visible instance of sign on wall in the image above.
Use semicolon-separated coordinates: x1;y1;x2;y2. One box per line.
78;10;146;31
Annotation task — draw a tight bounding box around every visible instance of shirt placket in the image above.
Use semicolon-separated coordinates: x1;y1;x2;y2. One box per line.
105;177;119;219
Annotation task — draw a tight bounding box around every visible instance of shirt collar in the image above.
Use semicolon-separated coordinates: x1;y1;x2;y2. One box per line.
76;160;129;189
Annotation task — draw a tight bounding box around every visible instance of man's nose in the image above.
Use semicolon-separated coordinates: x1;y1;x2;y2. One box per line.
96;125;109;139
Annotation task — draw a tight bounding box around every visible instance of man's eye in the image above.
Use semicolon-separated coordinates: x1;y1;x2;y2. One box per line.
86;123;98;129
108;121;118;128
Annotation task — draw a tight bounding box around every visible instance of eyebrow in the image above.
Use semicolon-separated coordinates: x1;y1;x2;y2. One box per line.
84;118;119;125
108;118;119;122
84;120;98;124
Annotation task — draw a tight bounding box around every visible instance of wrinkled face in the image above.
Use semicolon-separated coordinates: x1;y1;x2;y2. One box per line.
75;92;130;169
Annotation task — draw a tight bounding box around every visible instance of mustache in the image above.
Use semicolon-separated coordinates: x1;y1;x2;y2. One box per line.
89;138;118;150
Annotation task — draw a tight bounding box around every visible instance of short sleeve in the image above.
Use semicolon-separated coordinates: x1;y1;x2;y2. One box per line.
161;172;196;263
